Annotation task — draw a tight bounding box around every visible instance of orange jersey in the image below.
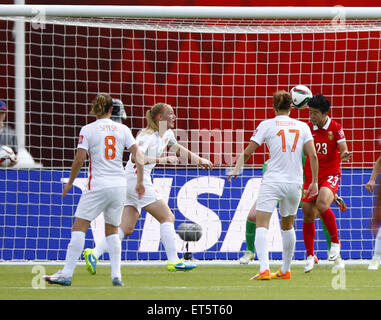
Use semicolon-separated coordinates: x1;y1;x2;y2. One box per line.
304;117;346;180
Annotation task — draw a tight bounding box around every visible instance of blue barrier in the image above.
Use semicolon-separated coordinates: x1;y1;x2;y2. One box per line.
0;168;375;261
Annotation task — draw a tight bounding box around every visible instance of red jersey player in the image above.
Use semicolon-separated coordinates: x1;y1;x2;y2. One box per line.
302;94;351;272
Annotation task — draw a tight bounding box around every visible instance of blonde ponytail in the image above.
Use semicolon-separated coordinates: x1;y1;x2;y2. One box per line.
140;103;168;136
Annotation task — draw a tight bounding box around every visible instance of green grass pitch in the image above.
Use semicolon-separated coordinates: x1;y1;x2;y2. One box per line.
0;263;380;300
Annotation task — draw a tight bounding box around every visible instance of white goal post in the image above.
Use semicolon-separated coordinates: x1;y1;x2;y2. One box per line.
1;5;381;19
0;5;380;263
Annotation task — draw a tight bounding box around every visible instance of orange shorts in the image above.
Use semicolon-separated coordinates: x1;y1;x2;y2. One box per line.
302;174;340;202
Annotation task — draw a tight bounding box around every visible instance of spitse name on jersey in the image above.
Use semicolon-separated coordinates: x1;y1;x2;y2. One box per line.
250;115;313;185
304;117;345;180
78;118;136;191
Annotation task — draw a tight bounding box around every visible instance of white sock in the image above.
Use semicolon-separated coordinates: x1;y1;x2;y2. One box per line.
94;227;125;258
106;233;122;280
281;228;296;273
374;227;381;260
93;237;108;258
160;222;179;263
61;231;85;277
255;227;269;272
118;227;125;241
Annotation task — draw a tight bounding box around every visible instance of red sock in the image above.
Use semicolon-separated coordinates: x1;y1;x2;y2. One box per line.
320;208;339;244
303;222;315;257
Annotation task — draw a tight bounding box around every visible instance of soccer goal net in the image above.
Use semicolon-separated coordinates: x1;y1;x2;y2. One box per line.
0;5;379;262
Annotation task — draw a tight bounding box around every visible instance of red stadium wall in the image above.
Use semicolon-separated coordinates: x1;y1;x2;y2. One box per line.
0;1;380;167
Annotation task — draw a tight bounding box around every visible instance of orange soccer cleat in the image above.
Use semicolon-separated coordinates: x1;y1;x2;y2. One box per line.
250;269;271;280
271;269;291;279
334;195;347;211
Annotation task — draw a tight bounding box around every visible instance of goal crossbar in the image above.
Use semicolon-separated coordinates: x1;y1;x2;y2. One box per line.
1;5;381;19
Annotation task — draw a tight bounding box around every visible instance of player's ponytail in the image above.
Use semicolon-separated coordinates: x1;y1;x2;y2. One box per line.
273;90;292;111
91;93;113;116
140;103;168;136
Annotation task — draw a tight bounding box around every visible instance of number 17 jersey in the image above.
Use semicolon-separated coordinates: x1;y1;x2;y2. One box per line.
251;115;313;185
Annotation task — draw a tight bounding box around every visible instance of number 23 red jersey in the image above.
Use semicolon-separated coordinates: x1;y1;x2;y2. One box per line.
304;117;346;180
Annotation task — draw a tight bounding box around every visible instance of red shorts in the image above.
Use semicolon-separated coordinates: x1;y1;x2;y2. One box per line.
302;174;341;202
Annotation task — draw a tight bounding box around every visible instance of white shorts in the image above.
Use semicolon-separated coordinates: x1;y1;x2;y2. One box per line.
75;186;126;226
256;182;302;217
125;174;162;209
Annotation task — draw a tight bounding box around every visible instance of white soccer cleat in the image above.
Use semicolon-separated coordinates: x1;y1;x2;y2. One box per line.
368;259;380;270
43;270;72;286
304;255;318;273
328;243;341;261
239;251;255;264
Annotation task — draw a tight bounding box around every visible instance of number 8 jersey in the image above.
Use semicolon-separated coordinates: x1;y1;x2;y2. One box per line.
303;116;346;181
77;118;137;191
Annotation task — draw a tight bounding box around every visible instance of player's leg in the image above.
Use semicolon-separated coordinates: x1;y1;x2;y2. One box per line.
271;184;300;279
44;189;105;285
302;200;319;272
102;186;127;286
44;217;91;286
64;218;90;277
144;200;196;272
239;202;256;264
250;209;272;280
250;182;278;280
144;199;177;262
369;226;381;270
119;205;140;237
316;186;340;260
271;215;295;279
321;220;331;251
104;223;124;286
90;205;139;261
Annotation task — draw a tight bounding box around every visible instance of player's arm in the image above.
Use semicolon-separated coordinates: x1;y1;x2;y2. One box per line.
303;140;319;198
132;153;178;165
372;177;381;233
144;155;178;165
227;141;259;183
338;140;351;163
129;144;145;199
62;147;87;198
366;155;381;193
170;143;213;170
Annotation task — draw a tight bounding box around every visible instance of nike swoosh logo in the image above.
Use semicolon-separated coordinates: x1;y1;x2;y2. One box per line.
88;254;96;264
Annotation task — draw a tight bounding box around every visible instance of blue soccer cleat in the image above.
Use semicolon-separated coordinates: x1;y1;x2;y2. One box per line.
112;277;124;287
167;259;197;272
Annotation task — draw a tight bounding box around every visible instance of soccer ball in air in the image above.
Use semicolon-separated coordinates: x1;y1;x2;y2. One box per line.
290;85;313;109
0;145;16;167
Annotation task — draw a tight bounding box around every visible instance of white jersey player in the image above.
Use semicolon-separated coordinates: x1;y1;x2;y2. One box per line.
124;126;178;207
44;93;145;287
85;103;213;273
228;90;318;280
